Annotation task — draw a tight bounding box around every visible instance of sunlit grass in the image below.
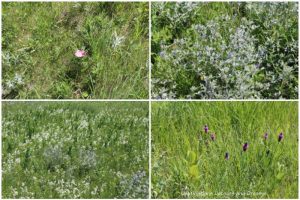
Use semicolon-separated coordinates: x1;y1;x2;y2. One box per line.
152;102;298;198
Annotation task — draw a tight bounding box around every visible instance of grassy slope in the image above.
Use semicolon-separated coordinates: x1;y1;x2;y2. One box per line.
2;2;149;99
152;102;298;198
2;102;149;198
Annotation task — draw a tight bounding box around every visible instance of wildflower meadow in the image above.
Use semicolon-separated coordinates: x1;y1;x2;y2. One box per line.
2;102;149;198
152;2;298;99
151;102;298;198
1;1;299;199
2;2;149;99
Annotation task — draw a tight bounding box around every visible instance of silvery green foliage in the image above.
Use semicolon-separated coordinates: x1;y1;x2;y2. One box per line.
117;170;149;198
245;2;298;99
43;145;65;168
153;2;199;29
158;17;262;99
152;2;298;99
79;149;97;169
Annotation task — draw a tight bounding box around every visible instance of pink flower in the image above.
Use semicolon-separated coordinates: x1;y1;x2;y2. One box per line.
75;50;87;58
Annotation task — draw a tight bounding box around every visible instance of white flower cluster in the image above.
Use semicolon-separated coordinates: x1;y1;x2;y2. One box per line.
5;73;24;89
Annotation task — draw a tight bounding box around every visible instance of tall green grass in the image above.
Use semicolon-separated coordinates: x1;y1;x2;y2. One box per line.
2;2;149;99
152;102;298;198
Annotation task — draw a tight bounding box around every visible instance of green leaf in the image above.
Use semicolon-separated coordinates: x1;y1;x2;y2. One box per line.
187;150;197;164
189;164;199;178
276;172;284;180
82;91;89;98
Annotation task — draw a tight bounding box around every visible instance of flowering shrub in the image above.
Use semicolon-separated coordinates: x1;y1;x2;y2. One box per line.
152;2;298;99
2;102;149;198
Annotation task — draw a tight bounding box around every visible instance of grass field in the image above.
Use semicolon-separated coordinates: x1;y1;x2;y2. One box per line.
2;2;149;99
151;102;298;198
2;102;149;198
152;2;298;99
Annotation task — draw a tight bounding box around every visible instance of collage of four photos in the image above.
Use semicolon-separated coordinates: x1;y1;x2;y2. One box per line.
1;1;299;199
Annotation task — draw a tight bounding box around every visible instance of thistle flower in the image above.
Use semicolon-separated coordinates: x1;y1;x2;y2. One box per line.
243;142;249;152
204;125;208;133
210;133;216;141
278;132;283;142
225;152;229;160
264;133;268;140
112;32;125;48
6;80;14;89
14;73;23;84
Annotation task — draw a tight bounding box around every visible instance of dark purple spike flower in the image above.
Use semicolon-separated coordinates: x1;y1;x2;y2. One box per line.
278;132;283;142
225;152;229;160
264;133;268;140
204;125;208;133
243;142;249;152
210;133;216;141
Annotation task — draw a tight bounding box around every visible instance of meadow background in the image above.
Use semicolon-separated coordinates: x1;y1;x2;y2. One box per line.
2;102;149;198
152;2;298;99
152;102;298;198
2;2;149;99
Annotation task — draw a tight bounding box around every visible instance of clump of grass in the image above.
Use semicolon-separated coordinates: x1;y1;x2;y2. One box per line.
2;102;149;198
2;2;149;99
152;102;298;198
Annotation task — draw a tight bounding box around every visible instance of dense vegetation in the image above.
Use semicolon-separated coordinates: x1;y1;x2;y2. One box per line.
152;2;298;99
152;102;298;198
2;2;149;99
2;102;149;198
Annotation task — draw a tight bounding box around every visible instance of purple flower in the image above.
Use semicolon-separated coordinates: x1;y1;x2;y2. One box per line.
243;142;249;152
278;132;283;142
225;152;229;160
210;133;216;141
264;133;268;140
204;125;208;133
